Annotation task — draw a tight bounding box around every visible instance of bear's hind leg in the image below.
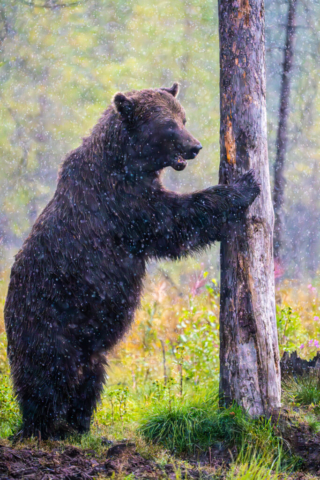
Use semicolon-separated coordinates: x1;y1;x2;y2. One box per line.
66;359;106;434
19;384;69;440
14;334;82;440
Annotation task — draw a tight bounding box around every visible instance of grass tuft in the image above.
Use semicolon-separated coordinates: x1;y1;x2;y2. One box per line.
139;391;281;458
227;449;286;480
283;374;320;407
304;414;320;433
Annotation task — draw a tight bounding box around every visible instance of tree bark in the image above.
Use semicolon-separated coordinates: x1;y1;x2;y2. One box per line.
218;0;281;416
273;0;298;264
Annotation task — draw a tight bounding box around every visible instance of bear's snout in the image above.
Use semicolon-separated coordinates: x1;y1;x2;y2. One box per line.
186;143;202;159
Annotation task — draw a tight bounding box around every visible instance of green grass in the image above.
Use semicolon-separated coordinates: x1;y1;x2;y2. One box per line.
283;374;320;407
226;449;285;480
0;371;308;479
0;372;302;473
0;374;21;438
139;390;282;459
304;414;320;433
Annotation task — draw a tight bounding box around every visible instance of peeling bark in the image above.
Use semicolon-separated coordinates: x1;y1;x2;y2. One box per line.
225;117;236;165
218;0;281;416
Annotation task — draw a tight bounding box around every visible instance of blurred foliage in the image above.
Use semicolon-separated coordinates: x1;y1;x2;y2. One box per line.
266;0;320;278
0;0;320;279
0;373;21;438
276;280;320;357
0;0;220;276
277;306;306;355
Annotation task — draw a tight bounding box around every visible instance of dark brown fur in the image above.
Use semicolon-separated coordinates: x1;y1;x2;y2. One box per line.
4;84;260;439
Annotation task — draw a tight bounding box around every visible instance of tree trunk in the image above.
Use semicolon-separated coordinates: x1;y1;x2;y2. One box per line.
273;0;298;265
218;0;281;416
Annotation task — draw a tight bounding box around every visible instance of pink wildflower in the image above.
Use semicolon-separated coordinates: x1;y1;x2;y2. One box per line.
309;339;314;346
314;340;320;349
299;344;304;349
314;316;319;321
190;266;207;296
274;260;284;279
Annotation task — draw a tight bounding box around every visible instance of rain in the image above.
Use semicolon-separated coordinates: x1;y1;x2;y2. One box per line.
0;0;320;478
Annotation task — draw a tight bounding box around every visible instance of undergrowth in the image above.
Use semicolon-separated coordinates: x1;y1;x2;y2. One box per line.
139;390;284;463
283;374;320;408
0;374;21;438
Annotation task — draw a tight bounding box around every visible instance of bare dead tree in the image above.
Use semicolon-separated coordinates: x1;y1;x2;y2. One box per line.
218;0;281;416
273;0;298;266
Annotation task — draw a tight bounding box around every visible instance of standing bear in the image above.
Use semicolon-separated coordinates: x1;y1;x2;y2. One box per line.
5;83;260;439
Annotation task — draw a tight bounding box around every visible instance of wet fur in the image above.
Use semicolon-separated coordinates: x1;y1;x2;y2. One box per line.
4;86;260;439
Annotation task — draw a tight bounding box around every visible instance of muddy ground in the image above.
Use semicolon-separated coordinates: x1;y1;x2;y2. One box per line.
1;413;320;480
0;441;230;480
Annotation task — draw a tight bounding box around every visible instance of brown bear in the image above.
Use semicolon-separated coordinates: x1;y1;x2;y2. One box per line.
4;83;260;439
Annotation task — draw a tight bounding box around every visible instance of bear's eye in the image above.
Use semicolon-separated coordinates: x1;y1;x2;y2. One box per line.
166;121;176;130
183;118;187;126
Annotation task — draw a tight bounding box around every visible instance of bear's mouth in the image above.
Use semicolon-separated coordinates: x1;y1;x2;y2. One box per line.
171;154;188;171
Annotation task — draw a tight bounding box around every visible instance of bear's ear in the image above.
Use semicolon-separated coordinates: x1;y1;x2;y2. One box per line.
161;82;180;98
113;92;135;121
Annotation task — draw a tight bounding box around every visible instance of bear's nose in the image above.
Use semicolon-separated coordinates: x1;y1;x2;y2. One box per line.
190;144;202;158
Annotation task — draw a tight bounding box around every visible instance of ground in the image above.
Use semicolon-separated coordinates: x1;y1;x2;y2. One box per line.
0;440;229;479
1;421;320;480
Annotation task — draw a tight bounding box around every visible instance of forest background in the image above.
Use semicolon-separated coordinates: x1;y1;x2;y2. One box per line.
1;0;320;282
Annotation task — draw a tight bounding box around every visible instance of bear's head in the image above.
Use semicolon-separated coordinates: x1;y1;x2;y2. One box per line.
112;83;202;174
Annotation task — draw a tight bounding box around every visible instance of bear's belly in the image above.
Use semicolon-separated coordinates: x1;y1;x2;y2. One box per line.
6;235;147;359
61;253;146;354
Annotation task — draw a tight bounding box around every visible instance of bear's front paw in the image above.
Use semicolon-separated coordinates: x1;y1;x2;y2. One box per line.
234;169;261;207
